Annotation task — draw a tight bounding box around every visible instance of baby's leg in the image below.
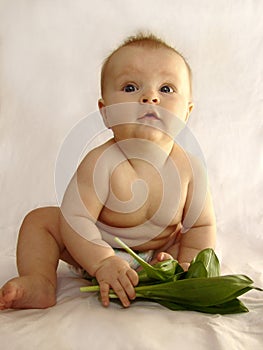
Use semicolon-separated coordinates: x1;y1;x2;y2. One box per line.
0;207;65;310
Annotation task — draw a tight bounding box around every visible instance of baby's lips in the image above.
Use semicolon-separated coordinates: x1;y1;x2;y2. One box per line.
138;107;161;121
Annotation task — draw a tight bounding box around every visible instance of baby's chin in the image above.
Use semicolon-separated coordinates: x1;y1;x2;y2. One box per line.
102;102;185;136
112;123;173;145
133;124;173;144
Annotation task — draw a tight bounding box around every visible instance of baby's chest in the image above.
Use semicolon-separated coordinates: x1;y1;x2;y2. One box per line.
101;163;188;227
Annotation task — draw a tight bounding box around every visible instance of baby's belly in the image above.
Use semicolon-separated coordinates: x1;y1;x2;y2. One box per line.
97;180;184;250
97;210;181;251
131;225;181;251
99;194;184;228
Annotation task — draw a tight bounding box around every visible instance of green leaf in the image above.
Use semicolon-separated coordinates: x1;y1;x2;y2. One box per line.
155;298;249;314
80;240;262;314
114;237;178;282
190;248;220;277
133;274;257;307
136;260;175;283
185;261;208;279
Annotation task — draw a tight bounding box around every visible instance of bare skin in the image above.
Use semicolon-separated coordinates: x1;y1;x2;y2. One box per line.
0;44;216;310
59;137;215;308
0;206;90;310
0;207;172;309
0;207;60;309
0;140;215;310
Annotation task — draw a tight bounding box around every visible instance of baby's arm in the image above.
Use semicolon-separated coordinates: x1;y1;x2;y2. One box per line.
158;157;216;270
153;188;215;270
178;188;216;269
60;146;138;307
177;155;216;268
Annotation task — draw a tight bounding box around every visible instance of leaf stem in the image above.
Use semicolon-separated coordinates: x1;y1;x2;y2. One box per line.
114;237;153;271
80;285;100;292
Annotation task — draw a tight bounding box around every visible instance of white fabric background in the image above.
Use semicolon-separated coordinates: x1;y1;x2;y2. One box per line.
0;1;262;349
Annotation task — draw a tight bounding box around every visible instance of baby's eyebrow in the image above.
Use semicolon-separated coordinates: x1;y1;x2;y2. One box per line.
115;67;142;80
115;73;132;81
158;69;180;79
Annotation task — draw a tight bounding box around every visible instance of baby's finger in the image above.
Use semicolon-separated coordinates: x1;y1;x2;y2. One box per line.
99;281;110;307
157;252;173;261
118;274;136;300
127;269;139;287
111;280;130;308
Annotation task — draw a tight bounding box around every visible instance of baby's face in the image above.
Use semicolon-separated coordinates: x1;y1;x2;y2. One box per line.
99;45;193;143
100;45;192;119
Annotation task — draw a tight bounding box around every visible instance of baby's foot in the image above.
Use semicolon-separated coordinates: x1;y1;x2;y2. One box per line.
0;275;56;310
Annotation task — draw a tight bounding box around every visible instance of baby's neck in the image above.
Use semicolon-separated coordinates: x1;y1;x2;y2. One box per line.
115;138;174;169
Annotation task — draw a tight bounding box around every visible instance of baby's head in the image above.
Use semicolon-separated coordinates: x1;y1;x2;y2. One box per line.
99;33;193;112
99;33;194;143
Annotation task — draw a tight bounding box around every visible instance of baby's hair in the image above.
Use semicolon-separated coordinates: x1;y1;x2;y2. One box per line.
100;32;192;98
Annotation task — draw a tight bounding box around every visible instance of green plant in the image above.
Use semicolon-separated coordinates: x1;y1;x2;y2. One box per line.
80;238;262;314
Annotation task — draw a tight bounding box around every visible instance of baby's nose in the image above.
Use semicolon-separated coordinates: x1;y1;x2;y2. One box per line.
140;93;160;104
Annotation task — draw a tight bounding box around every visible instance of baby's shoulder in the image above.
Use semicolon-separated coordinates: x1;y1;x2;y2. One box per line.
78;138;123;171
170;143;206;177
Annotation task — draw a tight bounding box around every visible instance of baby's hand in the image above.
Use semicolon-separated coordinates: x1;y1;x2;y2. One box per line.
94;255;139;308
152;252;190;271
149;251;174;266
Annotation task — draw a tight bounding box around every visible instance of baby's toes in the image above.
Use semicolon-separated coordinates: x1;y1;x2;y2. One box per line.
0;283;20;309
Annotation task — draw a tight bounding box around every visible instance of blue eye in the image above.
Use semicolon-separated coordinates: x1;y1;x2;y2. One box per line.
123;84;137;92
160;85;174;93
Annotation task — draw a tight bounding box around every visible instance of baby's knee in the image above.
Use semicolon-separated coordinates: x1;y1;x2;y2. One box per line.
21;206;60;230
20;206;64;249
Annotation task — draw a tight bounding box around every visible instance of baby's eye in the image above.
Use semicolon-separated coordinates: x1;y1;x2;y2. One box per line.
160;85;174;93
123;84;138;93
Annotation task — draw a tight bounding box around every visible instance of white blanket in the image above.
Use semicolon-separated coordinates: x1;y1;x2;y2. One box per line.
1;1;262;349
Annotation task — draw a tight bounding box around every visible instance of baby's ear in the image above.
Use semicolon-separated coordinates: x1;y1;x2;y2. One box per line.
185;102;194;122
98;99;110;128
98;98;105;110
188;102;194;114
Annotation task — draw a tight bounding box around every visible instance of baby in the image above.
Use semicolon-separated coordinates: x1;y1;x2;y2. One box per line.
0;33;216;310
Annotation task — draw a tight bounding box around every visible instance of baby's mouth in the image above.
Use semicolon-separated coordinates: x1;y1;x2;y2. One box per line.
138;111;160;121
